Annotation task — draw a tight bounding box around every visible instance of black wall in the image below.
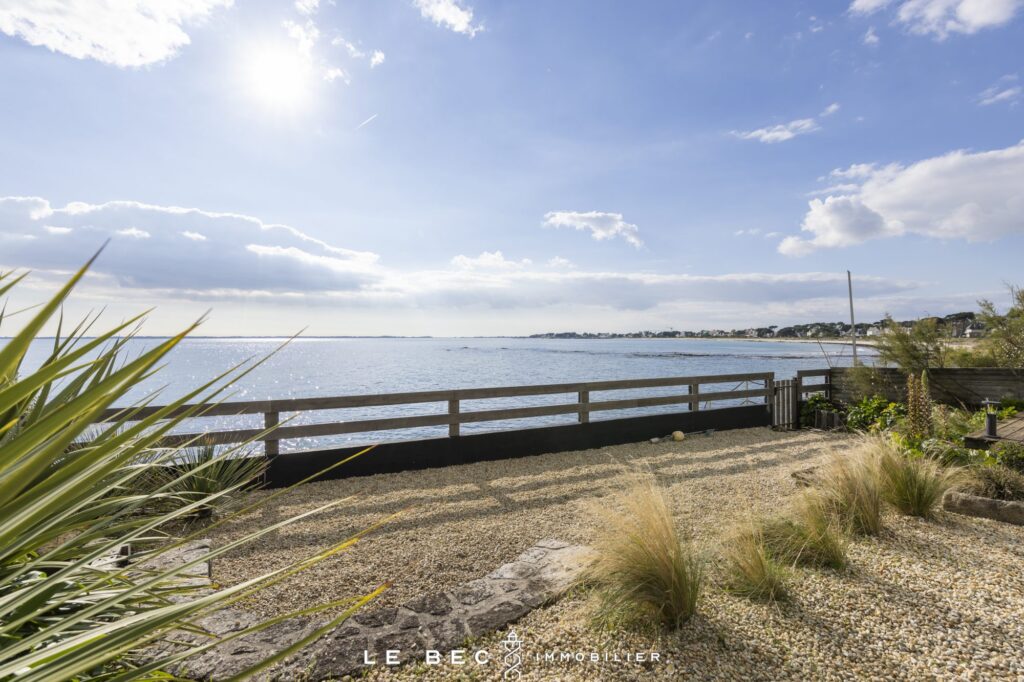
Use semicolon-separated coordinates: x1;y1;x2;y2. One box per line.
264;404;771;487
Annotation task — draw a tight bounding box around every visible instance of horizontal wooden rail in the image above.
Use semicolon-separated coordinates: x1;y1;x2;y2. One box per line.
98;372;771;422
98;371;778;453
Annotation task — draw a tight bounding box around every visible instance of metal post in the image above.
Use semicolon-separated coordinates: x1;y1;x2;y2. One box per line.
448;399;460;438
264;411;279;457
848;270;858;365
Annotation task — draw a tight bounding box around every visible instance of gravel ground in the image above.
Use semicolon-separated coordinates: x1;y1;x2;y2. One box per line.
207;427;1024;680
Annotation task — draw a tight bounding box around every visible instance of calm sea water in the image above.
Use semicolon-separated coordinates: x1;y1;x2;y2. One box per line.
21;337;869;451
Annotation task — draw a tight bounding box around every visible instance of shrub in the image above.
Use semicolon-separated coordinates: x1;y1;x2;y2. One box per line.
967;465;1024;501
588;477;703;629
721;525;789;602
761;496;847;570
990;441;1024;474
801;394;841;428
846;395;905;432
0;263;383;680
812;450;884;536
148;445;269;520
874;316;947;374
875;442;962;518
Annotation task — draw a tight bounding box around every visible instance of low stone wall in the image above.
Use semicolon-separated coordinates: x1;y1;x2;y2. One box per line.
149;539;593;681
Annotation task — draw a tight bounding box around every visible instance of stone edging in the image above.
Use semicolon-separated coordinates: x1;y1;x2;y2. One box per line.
147;539;593;681
943;491;1024;526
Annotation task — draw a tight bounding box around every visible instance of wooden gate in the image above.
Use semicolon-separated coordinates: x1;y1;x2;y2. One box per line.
773;379;799;430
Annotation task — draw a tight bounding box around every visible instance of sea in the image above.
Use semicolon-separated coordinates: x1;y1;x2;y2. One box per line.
21;337;871;451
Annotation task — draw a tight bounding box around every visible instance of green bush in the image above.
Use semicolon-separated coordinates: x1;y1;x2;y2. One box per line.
801;394;841;428
990;441;1024;474
967;465;1024;501
846;395;906;432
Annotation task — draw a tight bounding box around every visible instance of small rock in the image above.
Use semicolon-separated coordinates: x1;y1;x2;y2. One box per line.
672;430;685;441
650;437;661;444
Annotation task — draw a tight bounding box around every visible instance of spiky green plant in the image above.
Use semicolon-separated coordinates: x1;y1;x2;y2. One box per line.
587;476;703;629
146;445;269;520
0;260;386;681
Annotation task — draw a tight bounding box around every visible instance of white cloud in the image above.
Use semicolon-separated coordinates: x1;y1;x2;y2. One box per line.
295;0;320;15
732;103;842;144
370;50;386;67
0;197;380;293
849;0;1023;39
332;37;364;59
1;196;935;336
829;162;877;179
779;140;1024;255
413;0;482;36
734;228;762;236
323;66;349;83
0;0;232;67
356;113;378;129
864;25;881;43
542;211;643;248
732;118;820;144
284;19;319;59
450;251;532;270
978;74;1021;105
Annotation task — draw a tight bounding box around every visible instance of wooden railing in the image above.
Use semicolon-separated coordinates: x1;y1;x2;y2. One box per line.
98;372;775;455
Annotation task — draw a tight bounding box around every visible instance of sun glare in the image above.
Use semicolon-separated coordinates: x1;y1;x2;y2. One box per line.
240;43;314;115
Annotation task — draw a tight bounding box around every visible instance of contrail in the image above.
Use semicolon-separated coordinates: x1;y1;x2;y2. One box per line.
356;114;378;130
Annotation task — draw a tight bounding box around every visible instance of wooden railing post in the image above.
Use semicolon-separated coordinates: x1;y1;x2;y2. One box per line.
690;383;700;411
765;375;774;415
449;399;460;437
578;390;590;423
792;375;802;429
264;411;279;456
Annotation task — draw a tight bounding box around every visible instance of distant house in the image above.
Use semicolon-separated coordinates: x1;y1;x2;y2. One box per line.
964;324;987;338
866;325;883;337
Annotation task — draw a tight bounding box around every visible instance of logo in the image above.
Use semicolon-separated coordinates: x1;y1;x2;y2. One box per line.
502;629;523;679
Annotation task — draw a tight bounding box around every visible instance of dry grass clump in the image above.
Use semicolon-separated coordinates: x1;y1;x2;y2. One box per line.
761;493;848;569
810;448;885;536
874;441;963;518
721;524;790;602
587;476;703;629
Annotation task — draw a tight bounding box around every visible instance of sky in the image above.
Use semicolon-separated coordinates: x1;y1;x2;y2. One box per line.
0;0;1022;336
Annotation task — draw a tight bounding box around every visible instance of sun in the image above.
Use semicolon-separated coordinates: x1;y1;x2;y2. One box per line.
239;43;314;115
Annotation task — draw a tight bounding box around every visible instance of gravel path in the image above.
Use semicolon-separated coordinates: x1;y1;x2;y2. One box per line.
207;427;1024;680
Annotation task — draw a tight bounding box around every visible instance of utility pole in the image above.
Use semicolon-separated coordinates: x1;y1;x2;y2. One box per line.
847;270;858;365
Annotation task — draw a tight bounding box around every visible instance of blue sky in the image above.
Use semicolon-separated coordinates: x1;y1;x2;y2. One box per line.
1;0;1022;335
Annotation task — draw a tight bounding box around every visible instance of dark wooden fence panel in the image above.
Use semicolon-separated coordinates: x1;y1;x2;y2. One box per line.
831;367;1024;407
265;404;771;486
